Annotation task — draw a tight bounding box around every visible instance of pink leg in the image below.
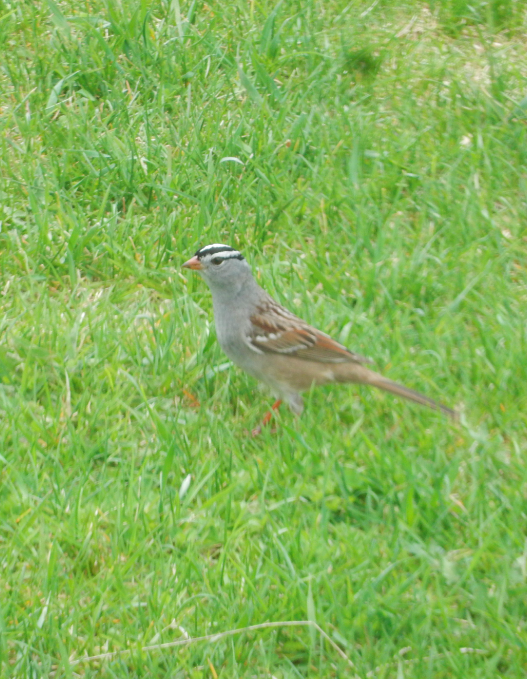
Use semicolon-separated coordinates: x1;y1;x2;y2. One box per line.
251;400;282;437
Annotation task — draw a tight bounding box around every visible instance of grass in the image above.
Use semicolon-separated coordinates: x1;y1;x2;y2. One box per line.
1;0;527;676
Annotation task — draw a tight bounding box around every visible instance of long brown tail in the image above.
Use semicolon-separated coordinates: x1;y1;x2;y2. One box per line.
336;365;458;419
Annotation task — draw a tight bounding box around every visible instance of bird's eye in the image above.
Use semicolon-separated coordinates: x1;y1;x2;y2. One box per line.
211;257;223;266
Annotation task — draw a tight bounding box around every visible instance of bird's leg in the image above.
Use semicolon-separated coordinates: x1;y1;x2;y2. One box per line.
251;399;282;437
262;399;282;426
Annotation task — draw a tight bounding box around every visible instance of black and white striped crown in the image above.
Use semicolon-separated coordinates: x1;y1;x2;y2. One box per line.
194;244;244;262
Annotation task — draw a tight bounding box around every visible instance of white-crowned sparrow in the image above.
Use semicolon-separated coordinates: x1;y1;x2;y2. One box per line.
182;244;457;427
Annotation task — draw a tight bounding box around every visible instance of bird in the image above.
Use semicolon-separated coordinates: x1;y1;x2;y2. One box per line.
182;243;457;432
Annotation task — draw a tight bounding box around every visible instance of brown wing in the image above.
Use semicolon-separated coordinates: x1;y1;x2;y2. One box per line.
247;299;372;365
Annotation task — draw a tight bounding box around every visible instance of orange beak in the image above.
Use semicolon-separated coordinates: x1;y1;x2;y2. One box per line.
181;255;202;270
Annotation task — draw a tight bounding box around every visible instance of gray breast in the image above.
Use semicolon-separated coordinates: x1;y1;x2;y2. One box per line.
212;297;269;382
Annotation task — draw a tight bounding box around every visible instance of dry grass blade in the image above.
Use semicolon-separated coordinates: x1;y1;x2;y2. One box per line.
69;620;357;672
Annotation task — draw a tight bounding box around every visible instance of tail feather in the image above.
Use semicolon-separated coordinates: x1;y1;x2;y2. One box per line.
370;374;458;419
336;365;458;419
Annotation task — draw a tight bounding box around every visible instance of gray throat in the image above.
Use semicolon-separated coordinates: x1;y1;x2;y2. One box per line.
209;274;263;323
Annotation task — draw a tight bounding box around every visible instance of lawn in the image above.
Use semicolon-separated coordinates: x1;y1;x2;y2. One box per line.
1;0;527;676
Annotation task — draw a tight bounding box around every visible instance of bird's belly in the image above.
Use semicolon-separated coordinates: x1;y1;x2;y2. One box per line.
217;333;267;380
262;356;338;391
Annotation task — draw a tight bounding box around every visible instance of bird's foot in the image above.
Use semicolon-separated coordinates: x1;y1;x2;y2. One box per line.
251;400;282;436
182;389;201;408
